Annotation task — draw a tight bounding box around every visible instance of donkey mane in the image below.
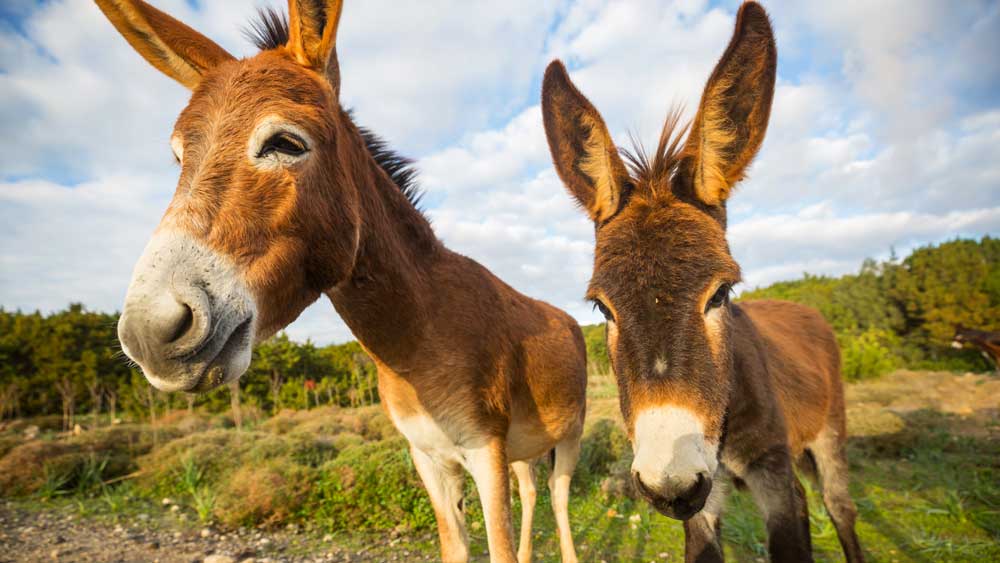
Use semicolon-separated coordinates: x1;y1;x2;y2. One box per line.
620;107;690;189
244;7;288;51
245;8;425;211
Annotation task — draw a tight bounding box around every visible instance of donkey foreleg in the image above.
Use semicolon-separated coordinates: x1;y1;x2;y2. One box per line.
742;449;815;563
467;439;519;563
683;472;728;563
411;447;469;563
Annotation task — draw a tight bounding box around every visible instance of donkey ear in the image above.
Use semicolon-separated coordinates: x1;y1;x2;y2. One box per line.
542;60;630;223
95;0;234;90
287;0;344;92
681;1;776;206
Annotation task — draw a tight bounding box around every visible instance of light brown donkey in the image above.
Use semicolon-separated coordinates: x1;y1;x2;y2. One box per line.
542;2;863;563
97;1;585;561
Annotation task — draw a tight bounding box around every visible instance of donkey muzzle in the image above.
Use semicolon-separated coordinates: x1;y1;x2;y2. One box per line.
118;231;255;392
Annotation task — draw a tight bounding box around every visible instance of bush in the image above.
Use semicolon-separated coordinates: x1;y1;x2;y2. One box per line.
576;419;630;485
309;437;437;531
840;328;901;381
0;424;172;496
215;459;312;526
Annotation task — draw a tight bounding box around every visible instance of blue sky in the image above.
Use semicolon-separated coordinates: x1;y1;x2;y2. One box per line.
1;0;999;343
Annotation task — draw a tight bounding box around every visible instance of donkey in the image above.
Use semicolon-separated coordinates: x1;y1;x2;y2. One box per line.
97;1;585;561
541;3;864;562
953;325;1000;373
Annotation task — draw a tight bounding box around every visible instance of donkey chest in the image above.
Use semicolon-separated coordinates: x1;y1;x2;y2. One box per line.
389;409;470;464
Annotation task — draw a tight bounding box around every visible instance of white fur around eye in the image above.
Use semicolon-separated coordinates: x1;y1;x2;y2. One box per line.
248;115;312;170
170;135;184;163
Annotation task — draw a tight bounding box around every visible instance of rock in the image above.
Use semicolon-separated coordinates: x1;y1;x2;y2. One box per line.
322;534;333;542
204;556;237;563
171;505;181;513
49;549;59;560
137;513;150;521
201;528;213;538
258;538;271;547
162;498;174;506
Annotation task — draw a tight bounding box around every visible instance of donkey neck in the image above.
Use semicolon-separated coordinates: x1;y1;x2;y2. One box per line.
325;131;442;370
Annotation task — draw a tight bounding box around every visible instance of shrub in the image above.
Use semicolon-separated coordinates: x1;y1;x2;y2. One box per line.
840;327;901;381
215;459;312;526
309;437;436;531
0;424;174;496
576;418;630;485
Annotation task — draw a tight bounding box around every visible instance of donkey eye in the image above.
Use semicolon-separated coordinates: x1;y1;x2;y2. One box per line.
258;132;308;158
706;284;731;312
593;300;613;322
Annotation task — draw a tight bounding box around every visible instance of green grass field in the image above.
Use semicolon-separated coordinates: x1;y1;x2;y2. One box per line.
2;370;998;562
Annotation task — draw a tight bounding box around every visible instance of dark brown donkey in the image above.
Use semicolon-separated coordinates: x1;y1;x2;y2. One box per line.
953;325;1000;373
541;3;863;562
97;1;585;561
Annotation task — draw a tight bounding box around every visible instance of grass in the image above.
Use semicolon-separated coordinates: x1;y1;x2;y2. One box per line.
2;369;998;561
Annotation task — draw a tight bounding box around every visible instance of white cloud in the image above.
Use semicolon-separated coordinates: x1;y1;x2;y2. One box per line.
1;0;998;344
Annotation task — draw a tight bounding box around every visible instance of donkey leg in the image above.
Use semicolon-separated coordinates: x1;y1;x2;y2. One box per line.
792;473;814;555
510;460;537;563
549;436;581;563
808;428;865;563
411;447;469;563
467;439;518;563
742;449;814;563
683;475;728;563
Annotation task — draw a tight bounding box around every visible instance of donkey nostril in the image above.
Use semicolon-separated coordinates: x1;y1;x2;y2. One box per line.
166;302;194;343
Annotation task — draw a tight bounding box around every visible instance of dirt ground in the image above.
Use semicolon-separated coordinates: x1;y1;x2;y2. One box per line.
0;501;426;563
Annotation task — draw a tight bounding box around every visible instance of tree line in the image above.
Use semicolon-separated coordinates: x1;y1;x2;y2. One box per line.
0;307;378;426
1;237;996;424
583;236;998;380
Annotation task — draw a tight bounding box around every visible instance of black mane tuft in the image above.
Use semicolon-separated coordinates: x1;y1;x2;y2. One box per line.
358;127;425;210
244;6;289;51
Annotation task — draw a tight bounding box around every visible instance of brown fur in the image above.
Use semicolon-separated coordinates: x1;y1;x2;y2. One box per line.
97;2;586;562
953;325;1000;372
542;3;863;562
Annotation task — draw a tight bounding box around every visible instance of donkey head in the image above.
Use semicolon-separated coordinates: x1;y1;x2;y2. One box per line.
542;2;776;519
100;0;362;392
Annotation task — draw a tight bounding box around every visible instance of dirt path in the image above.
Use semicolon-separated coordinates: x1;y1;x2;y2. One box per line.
0;501;428;563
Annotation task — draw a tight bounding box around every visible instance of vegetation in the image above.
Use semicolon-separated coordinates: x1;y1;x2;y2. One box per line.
1;370;997;562
740;236;999;379
0;307;378;428
579;237;999;381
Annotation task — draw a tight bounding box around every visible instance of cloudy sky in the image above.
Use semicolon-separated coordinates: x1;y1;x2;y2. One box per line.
1;0;998;344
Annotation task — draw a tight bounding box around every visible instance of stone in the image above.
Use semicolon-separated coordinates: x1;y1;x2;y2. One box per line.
204;556;237;563
200;528;213;538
